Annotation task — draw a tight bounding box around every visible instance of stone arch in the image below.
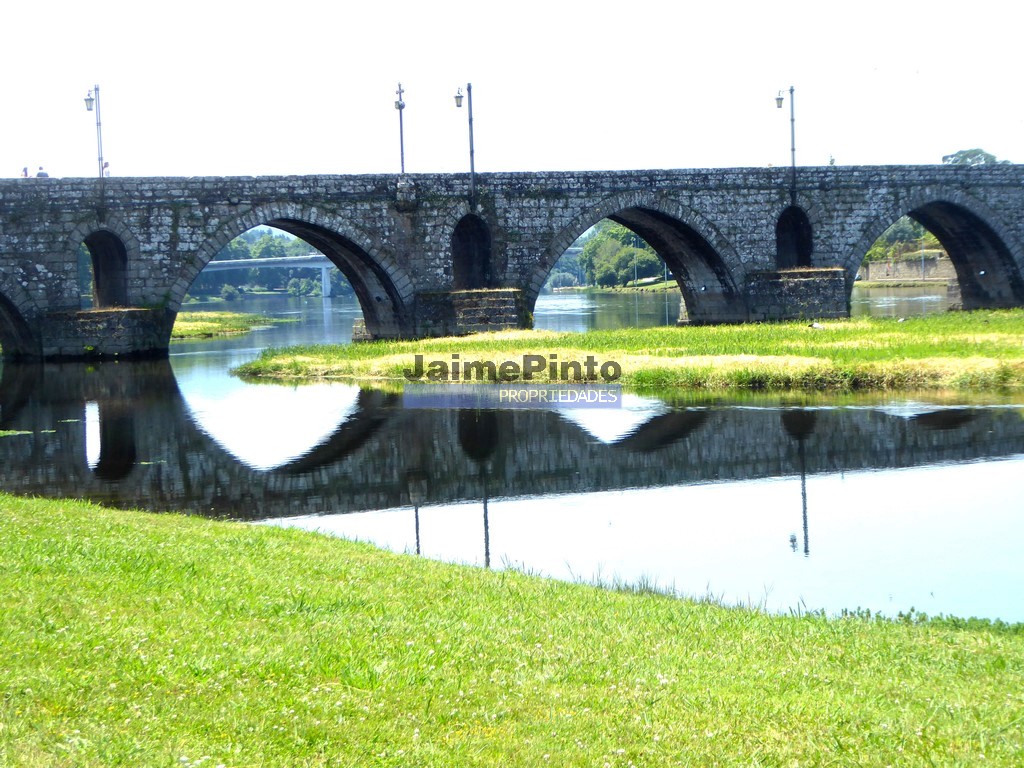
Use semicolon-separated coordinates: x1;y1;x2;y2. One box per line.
527;191;747;324
0;288;39;361
452;214;493;289
83;231;128;307
847;189;1024;310
276;389;399;474
171;203;416;340
776;205;813;268
434;200;504;288
65;216;141;309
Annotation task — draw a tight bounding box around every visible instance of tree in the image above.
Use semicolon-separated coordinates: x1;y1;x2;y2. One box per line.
942;148;1011;166
545;271;578;289
863;215;945;264
584;237;624;285
250;234;289;289
284;237;313;257
218;239;251;261
577;219;660;286
594;262;618;288
880;216;926;245
612;248;661;286
549;249;582;284
287;277;322;297
251;234;288;260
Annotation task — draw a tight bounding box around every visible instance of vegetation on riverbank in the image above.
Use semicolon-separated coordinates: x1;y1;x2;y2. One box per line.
551;277;678;293
553;277;948;293
235;309;1024;392
1;492;1021;766
171;311;289;340
855;280;949;289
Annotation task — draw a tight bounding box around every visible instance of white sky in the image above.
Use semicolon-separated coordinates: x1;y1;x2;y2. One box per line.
3;0;1021;179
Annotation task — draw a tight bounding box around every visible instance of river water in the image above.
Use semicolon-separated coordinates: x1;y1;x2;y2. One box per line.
3;287;1022;623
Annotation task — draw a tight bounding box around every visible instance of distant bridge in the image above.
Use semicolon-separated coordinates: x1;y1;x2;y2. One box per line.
2;165;1024;359
202;254;337;296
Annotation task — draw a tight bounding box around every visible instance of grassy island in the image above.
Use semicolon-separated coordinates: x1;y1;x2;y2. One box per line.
171;311;289;340
235;309;1024;392
1;493;1022;766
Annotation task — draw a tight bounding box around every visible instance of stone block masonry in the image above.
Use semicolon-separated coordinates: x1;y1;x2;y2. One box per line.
38;308;174;360
2;165;1024;359
746;269;849;322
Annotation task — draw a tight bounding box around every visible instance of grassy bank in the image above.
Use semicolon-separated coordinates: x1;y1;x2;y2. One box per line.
1;493;1021;766
554;279;677;293
235;310;1024;392
855;280;949;289
171;311;287;340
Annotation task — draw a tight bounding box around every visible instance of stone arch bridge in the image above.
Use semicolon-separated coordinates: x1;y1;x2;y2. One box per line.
2;165;1024;359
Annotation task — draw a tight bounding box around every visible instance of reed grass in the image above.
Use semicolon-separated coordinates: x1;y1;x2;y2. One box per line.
235;310;1024;391
171;311;289;340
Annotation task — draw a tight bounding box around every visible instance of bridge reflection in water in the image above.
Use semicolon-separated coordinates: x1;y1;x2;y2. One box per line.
2;359;1023;619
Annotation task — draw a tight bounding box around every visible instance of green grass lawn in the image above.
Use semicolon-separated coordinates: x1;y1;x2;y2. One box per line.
235;309;1024;391
1;494;1022;766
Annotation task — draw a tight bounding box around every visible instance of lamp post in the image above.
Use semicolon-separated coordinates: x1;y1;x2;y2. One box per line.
454;83;476;204
775;86;796;204
83;85;105;178
395;82;406;174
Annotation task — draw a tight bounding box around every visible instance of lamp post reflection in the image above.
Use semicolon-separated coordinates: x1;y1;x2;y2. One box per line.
405;469;429;555
458;409;499;568
782;409;816;557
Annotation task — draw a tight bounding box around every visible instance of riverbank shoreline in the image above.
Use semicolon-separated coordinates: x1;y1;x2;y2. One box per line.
2;492;1021;766
550;278;949;292
234;310;1024;392
854;279;950;289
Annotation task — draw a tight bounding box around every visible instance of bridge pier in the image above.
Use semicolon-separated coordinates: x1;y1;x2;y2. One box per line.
745;268;849;322
36;308;174;360
412;288;531;338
